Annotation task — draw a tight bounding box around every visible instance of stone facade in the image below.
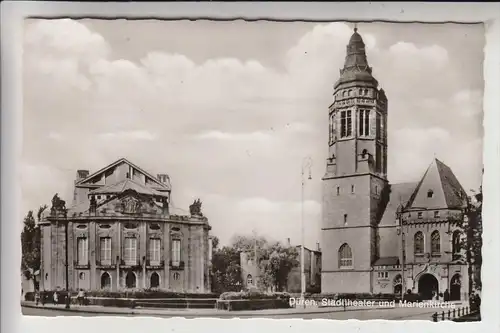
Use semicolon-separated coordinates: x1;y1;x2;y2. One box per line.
39;158;212;293
321;28;469;301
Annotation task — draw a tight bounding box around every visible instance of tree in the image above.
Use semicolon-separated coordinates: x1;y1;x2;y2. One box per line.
230;234;299;292
21;205;48;292
465;186;483;293
211;246;242;294
231;234;268;260
257;242;299;292
211;236;220;251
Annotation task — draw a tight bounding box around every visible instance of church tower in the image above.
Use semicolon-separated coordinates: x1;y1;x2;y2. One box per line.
321;27;389;293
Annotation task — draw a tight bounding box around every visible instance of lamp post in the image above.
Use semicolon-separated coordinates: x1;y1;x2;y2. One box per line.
397;208;406;299
301;156;313;304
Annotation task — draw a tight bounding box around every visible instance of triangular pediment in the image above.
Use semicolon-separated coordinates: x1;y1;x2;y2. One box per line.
97;191;166;216
76;158;170;191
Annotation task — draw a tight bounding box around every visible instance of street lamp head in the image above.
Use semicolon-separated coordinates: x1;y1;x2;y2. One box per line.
308;172;312;180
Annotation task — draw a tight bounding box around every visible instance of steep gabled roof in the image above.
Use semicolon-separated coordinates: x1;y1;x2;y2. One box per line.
405;158;468;210
90;178;168;197
379;182;418;225
75;158;170;190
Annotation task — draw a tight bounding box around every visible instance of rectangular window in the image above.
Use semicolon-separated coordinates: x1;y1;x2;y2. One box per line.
376;112;381;139
376;144;382;172
434;211;440;218
343;214;348;225
340;110;352;138
329;114;336;144
124;237;137;265
418;212;423;219
77;237;88;265
351;185;355;194
100;237;111;265
358;110;370;136
364;110;370;136
149;238;161;265
171;239;181;267
336;186;340;196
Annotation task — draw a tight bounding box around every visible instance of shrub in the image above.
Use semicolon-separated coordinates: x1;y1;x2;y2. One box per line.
308;292;399;302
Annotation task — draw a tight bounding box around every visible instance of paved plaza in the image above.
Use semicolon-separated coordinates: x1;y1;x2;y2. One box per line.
22;301;464;320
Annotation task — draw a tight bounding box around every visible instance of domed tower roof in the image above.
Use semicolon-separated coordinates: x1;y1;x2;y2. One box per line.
335;27;377;88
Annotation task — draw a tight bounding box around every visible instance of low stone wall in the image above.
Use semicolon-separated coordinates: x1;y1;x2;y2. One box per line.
216;299;291;311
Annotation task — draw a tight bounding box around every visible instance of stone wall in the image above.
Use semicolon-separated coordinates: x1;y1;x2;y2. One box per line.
40;219;210;293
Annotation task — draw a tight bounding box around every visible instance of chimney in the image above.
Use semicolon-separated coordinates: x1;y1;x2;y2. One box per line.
157;173;170;184
316;242;321;251
76;170;90;183
287;238;291;246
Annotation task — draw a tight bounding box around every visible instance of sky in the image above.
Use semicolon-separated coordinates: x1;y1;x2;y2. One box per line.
22;19;484;248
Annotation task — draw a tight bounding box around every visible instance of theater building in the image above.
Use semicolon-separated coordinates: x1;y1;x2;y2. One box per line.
321;28;470;300
39;158;212;293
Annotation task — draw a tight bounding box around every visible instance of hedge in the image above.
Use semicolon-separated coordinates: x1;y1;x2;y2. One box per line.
25;290;218;301
216;290;291;311
219;290;290;301
307;293;402;302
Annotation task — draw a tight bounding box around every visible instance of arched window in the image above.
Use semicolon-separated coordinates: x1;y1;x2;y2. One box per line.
452;230;461;256
125;272;136;289
247;274;253;286
101;272;111;289
348;89;352;96
338;243;353;268
414;232;424;255
361;149;368;158
359;88;363;95
431;231;440;255
150;272;160;288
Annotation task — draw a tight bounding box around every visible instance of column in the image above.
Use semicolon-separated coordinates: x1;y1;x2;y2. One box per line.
163;223;170;290
67;222;74;290
200;227;205;293
141;222;147;288
89;222;96;290
40;225;45;291
116;221;121;291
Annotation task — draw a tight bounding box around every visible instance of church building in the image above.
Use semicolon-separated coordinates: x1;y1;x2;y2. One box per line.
321;28;469;301
39;158;212;293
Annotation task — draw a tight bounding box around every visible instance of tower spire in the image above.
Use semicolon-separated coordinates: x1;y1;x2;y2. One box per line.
334;25;377;88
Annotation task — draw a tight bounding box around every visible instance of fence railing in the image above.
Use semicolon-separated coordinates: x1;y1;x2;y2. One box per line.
431;306;474;322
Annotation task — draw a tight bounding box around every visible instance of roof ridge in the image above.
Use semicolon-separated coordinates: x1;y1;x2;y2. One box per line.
404;161;434;209
434;159;467;208
75;157;169;190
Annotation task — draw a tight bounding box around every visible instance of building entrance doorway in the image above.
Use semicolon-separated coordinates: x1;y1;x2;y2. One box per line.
418;274;438;300
450;274;461;301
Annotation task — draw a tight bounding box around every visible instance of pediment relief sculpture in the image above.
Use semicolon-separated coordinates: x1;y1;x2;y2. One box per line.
120;196;142;214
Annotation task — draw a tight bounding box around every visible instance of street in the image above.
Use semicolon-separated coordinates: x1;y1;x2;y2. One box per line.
22;305;437;320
